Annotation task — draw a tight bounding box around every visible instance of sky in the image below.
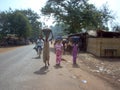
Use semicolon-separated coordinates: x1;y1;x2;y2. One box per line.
89;0;120;24
0;0;120;28
0;0;46;13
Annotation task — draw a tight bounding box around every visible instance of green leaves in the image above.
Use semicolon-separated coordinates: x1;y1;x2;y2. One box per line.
0;9;42;40
41;0;114;33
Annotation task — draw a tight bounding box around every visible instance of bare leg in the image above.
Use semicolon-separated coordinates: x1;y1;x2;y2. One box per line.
48;61;49;66
45;62;47;67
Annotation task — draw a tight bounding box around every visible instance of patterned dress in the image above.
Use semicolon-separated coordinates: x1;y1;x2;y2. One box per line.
55;43;63;65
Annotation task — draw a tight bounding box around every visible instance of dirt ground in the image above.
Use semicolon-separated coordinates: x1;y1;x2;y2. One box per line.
0;47;18;53
0;45;24;53
0;46;120;90
62;52;120;90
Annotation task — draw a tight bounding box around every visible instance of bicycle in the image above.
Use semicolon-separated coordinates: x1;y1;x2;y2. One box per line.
37;46;42;58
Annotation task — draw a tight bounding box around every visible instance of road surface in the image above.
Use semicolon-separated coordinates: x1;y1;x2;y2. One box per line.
0;44;82;90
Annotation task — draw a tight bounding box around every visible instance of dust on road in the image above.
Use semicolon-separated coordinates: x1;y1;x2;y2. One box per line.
0;44;119;90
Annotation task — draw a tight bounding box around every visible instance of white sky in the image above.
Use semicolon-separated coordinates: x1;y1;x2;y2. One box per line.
0;0;46;13
0;0;120;28
89;0;120;30
89;0;120;23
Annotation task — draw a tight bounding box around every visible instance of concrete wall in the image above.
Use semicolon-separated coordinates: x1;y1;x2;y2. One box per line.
87;38;120;57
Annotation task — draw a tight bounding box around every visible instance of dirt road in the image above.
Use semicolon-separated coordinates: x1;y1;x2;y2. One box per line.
0;45;81;90
0;44;119;90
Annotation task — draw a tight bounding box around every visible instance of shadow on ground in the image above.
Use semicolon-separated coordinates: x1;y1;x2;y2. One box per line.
54;64;63;69
32;56;41;59
34;66;49;75
72;63;80;68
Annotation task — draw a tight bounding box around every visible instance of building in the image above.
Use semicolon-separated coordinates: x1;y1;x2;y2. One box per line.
87;30;120;57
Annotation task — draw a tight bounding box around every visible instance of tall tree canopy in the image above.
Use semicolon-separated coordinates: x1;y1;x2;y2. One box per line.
15;9;42;39
0;12;9;37
10;11;32;38
0;10;32;39
41;0;113;33
0;9;42;40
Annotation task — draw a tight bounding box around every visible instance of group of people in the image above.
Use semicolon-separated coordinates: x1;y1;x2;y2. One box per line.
34;35;79;67
54;39;79;65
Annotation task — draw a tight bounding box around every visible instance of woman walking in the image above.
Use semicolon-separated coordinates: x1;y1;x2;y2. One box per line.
41;29;53;67
72;42;78;64
54;39;63;66
43;37;50;67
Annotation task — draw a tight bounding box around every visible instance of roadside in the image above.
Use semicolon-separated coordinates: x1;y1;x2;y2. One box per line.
62;53;120;90
0;47;19;53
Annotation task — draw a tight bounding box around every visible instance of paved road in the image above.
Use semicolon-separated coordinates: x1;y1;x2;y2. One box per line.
0;44;82;90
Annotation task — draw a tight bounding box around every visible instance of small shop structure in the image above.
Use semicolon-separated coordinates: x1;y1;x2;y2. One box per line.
62;30;120;58
87;30;120;57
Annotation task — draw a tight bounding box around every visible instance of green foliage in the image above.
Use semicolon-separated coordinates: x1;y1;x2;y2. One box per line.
41;0;114;33
0;12;8;35
15;9;42;39
11;12;32;38
0;9;42;39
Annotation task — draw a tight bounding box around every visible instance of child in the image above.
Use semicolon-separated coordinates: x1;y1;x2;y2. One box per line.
72;42;78;64
54;39;63;66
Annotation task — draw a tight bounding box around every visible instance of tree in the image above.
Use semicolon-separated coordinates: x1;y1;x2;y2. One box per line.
0;11;10;37
8;11;32;38
113;24;120;32
0;9;42;40
41;0;113;33
18;9;42;39
0;9;17;41
99;4;113;30
0;11;32;42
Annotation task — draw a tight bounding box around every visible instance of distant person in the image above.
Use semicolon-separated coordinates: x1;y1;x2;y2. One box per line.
72;42;78;64
62;39;67;55
33;38;43;57
54;39;63;66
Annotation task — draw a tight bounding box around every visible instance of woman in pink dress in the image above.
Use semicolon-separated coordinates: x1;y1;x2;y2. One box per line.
54;40;63;66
